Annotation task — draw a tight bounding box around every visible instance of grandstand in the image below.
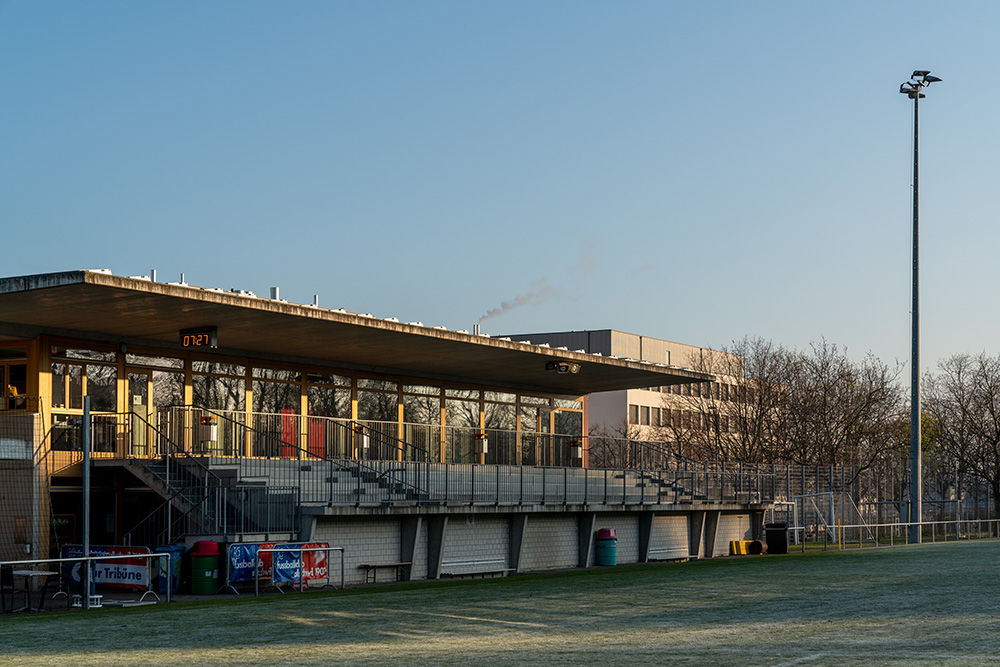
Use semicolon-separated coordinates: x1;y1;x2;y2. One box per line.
0;269;776;586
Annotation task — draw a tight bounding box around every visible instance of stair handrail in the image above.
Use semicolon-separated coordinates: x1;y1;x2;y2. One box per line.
123;409;227;545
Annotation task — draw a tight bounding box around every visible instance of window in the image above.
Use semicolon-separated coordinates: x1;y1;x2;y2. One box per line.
308;385;350;419
628;404;639;425
358;390;398;422
404;393;440;425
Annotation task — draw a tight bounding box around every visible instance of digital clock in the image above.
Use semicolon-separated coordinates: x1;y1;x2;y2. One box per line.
180;327;218;348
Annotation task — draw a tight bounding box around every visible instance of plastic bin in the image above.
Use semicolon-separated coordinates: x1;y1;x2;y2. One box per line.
190;541;219;594
156;545;185;594
595;528;617;566
765;523;788;555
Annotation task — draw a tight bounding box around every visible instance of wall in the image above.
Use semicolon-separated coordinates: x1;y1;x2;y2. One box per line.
307;509;753;586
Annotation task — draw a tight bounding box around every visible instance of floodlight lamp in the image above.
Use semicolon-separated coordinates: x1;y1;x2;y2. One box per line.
912;70;931;78
924;75;942;83
899;83;914;94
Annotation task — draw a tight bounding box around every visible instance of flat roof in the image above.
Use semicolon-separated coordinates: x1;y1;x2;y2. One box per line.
0;271;712;395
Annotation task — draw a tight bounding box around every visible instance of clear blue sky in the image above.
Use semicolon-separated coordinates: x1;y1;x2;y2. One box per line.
1;1;994;373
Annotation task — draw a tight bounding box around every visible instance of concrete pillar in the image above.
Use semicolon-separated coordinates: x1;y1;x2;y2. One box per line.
638;511;654;562
509;514;528;573
400;516;422;581
426;516;448;579
578;512;596;567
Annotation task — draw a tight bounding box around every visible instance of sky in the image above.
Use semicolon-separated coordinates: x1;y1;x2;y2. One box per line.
0;1;996;375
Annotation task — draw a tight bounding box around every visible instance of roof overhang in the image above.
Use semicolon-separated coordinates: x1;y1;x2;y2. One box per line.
0;271;713;395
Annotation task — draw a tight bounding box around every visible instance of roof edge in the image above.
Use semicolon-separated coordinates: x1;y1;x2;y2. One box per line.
0;270;88;295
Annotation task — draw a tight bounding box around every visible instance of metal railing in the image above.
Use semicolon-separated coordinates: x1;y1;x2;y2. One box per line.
1;552;172;612
122;410;300;546
763;517;1000;551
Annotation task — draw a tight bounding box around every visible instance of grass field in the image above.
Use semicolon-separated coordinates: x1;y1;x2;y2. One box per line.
2;540;999;666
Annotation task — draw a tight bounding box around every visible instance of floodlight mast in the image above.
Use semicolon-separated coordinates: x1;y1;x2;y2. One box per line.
899;69;941;544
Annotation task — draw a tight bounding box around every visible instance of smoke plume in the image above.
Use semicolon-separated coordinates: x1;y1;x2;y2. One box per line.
478;279;558;324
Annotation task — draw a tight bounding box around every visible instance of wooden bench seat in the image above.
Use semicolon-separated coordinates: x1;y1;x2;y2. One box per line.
358;562;410;584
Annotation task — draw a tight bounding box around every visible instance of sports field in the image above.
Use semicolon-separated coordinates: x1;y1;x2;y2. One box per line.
2;540;998;666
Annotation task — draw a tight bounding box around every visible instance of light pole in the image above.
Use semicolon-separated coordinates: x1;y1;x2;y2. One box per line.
900;69;941;544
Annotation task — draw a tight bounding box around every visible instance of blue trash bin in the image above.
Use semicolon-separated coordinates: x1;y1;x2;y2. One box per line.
595;528;617;566
156;545;185;594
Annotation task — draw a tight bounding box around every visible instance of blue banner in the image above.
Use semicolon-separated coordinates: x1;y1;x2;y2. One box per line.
228;542;277;582
272;546;302;583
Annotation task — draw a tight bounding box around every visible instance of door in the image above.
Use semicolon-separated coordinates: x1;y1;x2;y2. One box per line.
128;372;151;455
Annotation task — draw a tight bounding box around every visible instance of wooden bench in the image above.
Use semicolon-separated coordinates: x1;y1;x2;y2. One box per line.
439;558;512;579
358;562;410;584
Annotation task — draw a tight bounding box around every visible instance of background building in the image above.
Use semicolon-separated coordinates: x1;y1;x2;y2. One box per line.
505;330;744;444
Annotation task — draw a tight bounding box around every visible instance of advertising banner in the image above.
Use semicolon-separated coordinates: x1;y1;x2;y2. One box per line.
228;542;277;583
63;545;151;591
271;543;329;583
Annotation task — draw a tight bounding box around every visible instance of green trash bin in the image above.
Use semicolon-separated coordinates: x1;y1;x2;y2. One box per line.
190;541;219;595
595;528;617;566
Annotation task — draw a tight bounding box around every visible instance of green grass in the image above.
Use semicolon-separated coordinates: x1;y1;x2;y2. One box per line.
2;540;999;666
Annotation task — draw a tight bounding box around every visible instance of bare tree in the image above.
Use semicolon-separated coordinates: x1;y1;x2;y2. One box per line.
925;353;1000;508
587;420;643;469
783;340;905;472
656;338;905;472
657;337;793;464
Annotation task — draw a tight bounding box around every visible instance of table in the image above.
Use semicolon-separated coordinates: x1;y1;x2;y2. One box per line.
13;570;58;612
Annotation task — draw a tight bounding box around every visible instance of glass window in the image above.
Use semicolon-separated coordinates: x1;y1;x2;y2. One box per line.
403;384;440;396
192;375;245;411
53;348;116;362
519;395;549;406
554;410;582;438
152;371;185;408
86;364;117;412
553;398;583;410
253;380;301;414
484;402;515;430
520;405;549;434
445;398;479;429
358;378;397;392
50;415;82;451
358;390;397;421
308;372;351;387
4;364;28;410
445;388;478;400
628;405;639;425
192;361;245;376
404;394;440;425
253;367;301;381
126;354;183;369
484;391;516;403
308;385;350;418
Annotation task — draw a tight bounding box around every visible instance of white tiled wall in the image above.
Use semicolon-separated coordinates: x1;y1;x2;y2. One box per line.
649;514;690;560
311;517;401;585
440;515;509;575
520;515;578;571
714;513;752;555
